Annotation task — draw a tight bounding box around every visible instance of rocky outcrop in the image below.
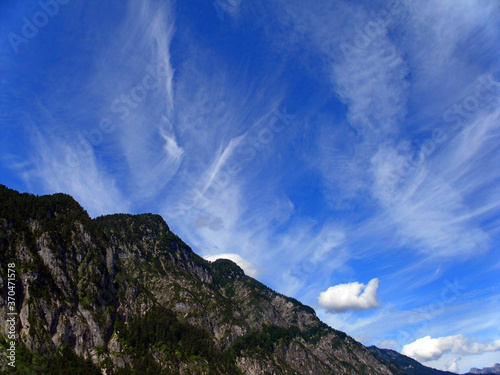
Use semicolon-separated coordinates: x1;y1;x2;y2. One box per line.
469;364;500;374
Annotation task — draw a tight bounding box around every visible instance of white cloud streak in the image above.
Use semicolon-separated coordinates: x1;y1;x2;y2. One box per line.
370;145;491;257
262;0;500;262
28;126;130;217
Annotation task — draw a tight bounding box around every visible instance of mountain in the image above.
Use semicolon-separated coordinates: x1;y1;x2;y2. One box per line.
0;185;403;374
368;347;498;375
469;364;500;374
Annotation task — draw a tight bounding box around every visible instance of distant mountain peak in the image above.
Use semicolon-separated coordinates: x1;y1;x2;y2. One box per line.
469;363;500;374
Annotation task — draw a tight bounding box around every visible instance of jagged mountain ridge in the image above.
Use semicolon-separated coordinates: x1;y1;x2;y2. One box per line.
0;185;403;374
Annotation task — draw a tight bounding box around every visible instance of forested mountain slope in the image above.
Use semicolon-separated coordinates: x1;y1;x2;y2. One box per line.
0;185;403;374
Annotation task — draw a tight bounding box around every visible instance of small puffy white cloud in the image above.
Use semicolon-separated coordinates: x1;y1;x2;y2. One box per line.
204;253;259;278
402;335;500;362
318;278;380;313
446;357;461;373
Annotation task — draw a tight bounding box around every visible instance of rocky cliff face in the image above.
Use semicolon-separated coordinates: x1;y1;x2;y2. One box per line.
0;185;403;374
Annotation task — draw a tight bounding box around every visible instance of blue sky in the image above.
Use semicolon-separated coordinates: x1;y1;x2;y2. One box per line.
1;0;500;372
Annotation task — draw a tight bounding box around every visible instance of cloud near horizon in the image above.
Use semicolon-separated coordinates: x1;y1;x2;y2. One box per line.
402;335;500;362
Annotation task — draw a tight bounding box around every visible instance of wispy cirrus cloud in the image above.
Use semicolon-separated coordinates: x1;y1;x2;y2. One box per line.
2;1;499;371
370;145;491;258
28;125;130;217
6;0;180;211
95;0;179;199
